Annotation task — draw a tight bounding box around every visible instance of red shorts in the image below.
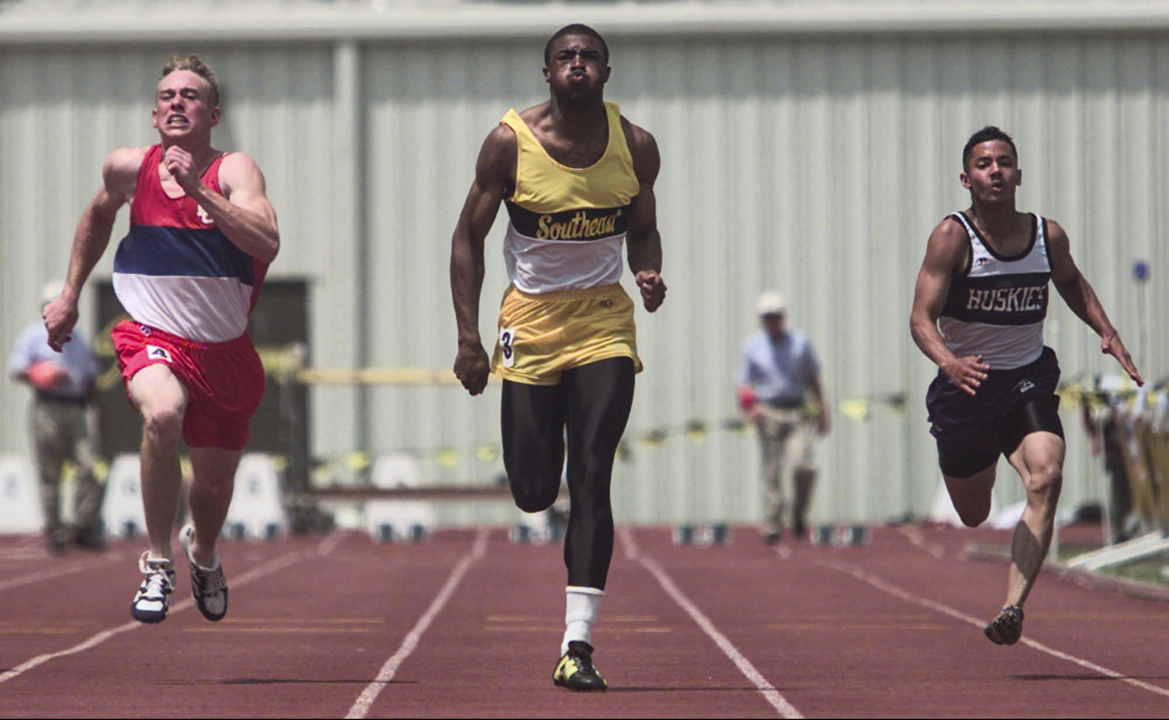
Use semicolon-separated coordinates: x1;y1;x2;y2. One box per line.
112;320;265;451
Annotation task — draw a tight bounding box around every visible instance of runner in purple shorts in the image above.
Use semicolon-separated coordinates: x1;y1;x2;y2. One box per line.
910;126;1143;646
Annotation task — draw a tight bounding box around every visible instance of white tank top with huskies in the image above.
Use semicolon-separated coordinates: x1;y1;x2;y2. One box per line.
937;211;1052;370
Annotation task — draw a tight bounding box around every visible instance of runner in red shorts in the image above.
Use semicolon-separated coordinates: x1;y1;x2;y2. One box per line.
43;55;279;624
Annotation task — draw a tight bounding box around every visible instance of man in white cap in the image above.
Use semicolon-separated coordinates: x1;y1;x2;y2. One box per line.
737;290;829;543
7;279;104;555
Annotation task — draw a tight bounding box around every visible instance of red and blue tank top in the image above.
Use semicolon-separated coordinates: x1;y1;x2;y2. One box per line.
112;145;267;343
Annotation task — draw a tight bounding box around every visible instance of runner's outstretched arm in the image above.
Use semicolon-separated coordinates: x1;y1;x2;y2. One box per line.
1046;220;1143;385
44;147;143;351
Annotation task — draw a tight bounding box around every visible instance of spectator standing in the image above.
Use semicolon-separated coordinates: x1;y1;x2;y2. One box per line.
737;291;829;544
8;279;104;555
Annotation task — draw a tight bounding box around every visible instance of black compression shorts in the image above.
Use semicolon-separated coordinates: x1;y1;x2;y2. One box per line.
927;347;1065;478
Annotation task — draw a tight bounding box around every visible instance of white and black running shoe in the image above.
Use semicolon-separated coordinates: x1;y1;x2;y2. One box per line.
179;524;228;622
130;553;176;624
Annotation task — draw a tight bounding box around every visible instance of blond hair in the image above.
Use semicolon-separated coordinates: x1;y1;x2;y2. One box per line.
160;54;220;107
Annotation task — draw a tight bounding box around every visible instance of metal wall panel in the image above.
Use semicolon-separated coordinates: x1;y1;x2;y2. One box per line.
4;29;1169;529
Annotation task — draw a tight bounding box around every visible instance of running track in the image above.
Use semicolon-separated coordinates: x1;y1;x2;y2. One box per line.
1;524;1167;718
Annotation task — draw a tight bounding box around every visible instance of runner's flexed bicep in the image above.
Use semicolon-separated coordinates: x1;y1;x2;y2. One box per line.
1047;221;1143;385
206;152;280;264
450;124;516;395
910;219;988;395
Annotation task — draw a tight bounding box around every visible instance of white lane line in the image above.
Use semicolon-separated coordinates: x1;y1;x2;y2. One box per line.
0;536;42;552
0;536;85;561
619;528;804;719
317;530;354;557
0;550;303;686
345;529;489;720
896;526;946;560
0;554;123;593
0;547;53;562
818;557;1169;701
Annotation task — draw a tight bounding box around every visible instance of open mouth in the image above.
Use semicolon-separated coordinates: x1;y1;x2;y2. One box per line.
166;115;189;126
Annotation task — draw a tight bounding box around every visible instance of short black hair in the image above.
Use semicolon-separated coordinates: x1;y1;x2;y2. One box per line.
962;126;1018;169
544;23;609;67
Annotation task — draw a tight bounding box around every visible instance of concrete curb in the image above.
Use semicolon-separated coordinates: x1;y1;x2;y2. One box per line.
962;543;1169;605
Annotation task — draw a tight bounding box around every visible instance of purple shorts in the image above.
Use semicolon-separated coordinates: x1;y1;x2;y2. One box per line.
926;347;1063;476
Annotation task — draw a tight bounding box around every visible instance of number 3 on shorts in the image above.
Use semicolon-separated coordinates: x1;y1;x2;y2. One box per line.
499;327;516;368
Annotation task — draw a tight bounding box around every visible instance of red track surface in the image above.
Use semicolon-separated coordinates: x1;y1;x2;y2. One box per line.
1;524;1167;718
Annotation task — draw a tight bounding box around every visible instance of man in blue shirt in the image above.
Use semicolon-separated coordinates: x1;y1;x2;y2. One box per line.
737;291;829;544
7;280;104;555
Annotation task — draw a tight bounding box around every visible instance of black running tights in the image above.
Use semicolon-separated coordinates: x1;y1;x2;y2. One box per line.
501;357;635;590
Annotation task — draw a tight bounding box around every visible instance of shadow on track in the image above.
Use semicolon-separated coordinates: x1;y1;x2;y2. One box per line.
610;685;793;694
1011;674;1169;683
160;678;419;686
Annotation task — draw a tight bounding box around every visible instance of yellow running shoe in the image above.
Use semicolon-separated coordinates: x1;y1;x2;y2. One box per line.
553;641;609;692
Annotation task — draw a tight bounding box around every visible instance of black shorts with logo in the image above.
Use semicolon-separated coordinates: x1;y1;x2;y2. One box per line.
926;346;1064;478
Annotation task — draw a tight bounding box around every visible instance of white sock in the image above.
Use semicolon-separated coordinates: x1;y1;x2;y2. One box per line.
562;586;604;655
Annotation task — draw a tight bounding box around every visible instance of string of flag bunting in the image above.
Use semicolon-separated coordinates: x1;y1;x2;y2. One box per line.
85;327;1167;470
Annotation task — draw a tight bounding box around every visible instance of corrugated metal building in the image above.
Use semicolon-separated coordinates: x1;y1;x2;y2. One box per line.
3;0;1168;528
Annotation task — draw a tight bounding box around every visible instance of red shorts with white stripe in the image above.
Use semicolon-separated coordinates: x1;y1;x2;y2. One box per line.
112;320;265;451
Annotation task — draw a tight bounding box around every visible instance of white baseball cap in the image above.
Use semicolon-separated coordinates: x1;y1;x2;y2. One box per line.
40;279;64;306
756;290;787;316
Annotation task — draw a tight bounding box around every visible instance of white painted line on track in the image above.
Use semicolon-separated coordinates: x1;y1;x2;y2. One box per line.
0;550;303;686
0;538;56;561
317;530;355;557
345;529;489;720
0;536;42;555
818;557;1169;701
0;554;123;593
896;526;946;560
619;528;804;719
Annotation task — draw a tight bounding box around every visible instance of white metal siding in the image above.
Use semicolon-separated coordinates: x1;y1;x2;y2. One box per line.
3;29;1167;528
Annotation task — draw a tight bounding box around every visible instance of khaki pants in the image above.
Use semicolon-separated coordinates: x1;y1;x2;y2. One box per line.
755;404;816;534
30;400;103;541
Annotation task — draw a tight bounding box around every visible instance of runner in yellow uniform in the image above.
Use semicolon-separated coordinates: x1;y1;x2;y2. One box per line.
450;23;666;692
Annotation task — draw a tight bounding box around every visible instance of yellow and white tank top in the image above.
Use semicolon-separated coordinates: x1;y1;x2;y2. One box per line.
500;102;640;294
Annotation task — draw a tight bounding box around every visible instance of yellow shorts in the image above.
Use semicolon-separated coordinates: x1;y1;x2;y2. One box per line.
491;283;643;386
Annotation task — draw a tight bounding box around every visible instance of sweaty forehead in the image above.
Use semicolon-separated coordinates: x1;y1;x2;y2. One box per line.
551;35;603;56
157;70;210;97
971;140;1016;160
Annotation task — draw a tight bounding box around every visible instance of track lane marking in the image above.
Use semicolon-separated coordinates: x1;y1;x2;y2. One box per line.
0;549;305;685
896;526;946;559
345;529;489;719
0;553;123;593
619;528;804;719
0;536;43;559
316;529;354;557
818;557;1169;701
